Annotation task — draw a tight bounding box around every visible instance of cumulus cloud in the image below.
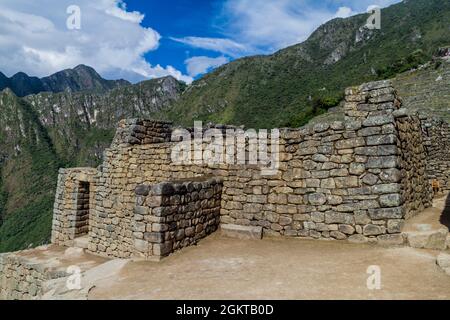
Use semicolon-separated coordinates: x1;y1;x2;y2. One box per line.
209;0;402;54
185;56;230;77
335;7;354;18
0;0;192;83
171;36;250;58
216;0;337;53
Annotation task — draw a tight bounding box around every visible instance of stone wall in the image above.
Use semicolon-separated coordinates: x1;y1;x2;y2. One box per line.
0;253;46;300
111;118;172;147
51;168;97;246
133;176;222;259
396;115;433;218
51;80;441;259
420;117;450;191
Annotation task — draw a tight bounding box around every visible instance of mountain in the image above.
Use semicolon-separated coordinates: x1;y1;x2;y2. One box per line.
24;76;185;165
308;54;450;125
0;89;61;251
166;0;450;129
1;0;450;253
0;76;184;252
0;65;130;97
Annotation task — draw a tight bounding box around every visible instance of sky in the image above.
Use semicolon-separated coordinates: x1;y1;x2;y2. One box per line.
0;0;402;84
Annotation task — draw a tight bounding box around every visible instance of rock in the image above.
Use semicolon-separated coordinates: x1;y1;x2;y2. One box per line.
362;115;394;127
221;224;263;240
308;193;327;205
330;231;347;240
339;224;355;235
335;138;365;149
279;216;293;226
393;108;408;118
151;183;175;196
362;173;378;186
349;163;365;175
387;219;405;233
366;156;398;169
366;134;397;146
144;232;164;243
134;239;148;253
379;194;402;207
335;176;359;188
363;224;385;236
406;229;448;250
358;127;381;137
437;253;450;269
369;207;403;220
379;169;402;183
313;123;330;133
135;185;150;196
372;183;400;194
348;234;369;244
377;234;405;246
325;212;354;224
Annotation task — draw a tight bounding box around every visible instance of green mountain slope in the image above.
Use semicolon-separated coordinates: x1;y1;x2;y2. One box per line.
166;0;450;129
1;0;450;253
24;76;184;166
0;89;61;252
0;77;184;252
393;57;450;122
308;55;450;125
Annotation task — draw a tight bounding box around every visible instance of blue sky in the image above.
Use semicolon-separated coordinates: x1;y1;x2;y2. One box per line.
0;0;401;83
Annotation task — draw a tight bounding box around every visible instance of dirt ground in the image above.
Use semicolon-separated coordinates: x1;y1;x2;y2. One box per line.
89;234;450;300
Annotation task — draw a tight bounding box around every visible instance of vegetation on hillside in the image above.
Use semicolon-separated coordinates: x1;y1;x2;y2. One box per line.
166;0;450;129
0;0;449;253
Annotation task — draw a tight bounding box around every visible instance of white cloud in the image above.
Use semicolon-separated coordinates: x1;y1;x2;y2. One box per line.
217;0;335;53
335;7;354;18
0;0;192;83
213;0;401;53
104;0;144;23
185;56;230;77
171;36;250;58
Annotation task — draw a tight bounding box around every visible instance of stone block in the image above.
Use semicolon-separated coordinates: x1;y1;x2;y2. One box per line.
308;193;327;205
369;207;403;220
363;224;385;236
377;234;405;246
221;224;263;240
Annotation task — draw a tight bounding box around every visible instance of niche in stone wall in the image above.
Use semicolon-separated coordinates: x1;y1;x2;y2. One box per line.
74;181;90;238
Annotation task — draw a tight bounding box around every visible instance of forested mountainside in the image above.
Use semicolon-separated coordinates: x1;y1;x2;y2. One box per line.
166;0;450;128
0;0;449;252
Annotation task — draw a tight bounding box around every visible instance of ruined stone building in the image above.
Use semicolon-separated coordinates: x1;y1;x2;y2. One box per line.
50;80;450;261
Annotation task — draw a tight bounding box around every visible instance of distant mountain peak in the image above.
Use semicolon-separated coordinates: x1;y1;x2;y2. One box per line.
0;66;130;97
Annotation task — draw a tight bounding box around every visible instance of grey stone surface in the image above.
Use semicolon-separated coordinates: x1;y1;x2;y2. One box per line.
221;224;263;240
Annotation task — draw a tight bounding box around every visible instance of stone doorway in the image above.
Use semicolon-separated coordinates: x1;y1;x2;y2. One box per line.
74;181;90;245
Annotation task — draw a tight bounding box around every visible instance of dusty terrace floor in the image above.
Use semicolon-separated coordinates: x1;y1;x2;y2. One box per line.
89;234;450;300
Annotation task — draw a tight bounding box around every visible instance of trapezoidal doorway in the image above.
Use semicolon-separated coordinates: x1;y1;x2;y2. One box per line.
74;181;90;239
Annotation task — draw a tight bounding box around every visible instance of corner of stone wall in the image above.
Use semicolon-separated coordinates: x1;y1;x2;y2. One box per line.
51;167;97;247
342;79;435;242
111;119;173;148
343;80;407;243
133;176;223;260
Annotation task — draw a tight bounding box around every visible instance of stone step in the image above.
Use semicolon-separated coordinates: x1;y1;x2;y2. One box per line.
403;225;449;251
220;224;263;240
73;236;89;249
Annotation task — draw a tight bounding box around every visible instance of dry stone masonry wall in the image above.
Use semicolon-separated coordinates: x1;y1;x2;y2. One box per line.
49;79;449;259
133;177;222;259
420;117;450;191
51;168;97;246
0;253;46;300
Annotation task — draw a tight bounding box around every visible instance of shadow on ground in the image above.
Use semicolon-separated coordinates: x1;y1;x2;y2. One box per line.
439;193;450;229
